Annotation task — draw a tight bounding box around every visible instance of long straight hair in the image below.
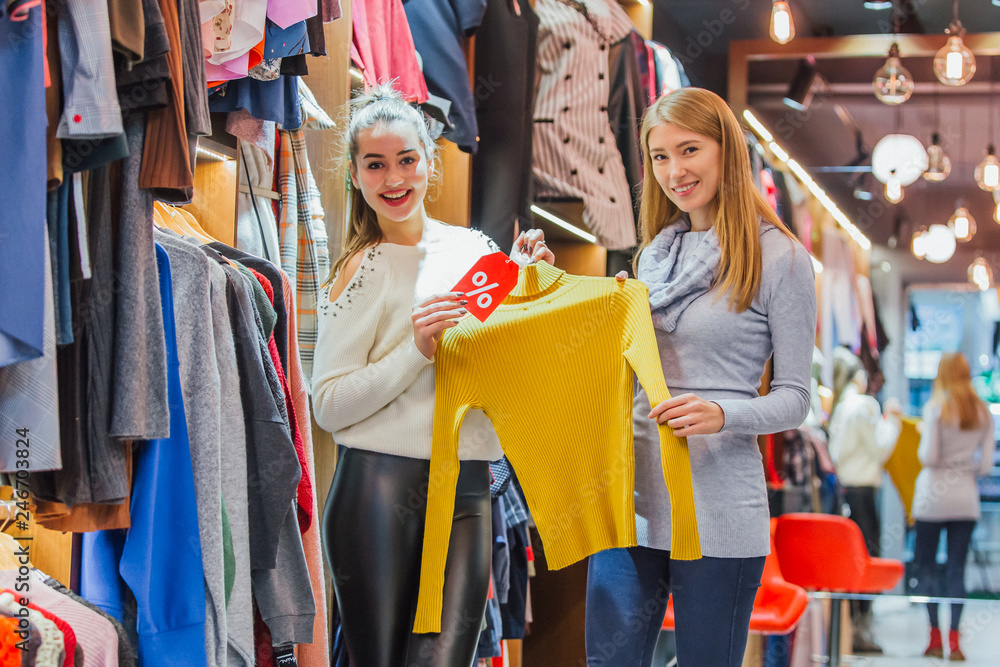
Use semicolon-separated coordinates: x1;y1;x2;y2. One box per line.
933;353;986;430
325;84;438;284
634;88;797;312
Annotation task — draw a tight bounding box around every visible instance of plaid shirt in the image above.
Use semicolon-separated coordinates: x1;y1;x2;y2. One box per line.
501;472;530;528
276;131;330;388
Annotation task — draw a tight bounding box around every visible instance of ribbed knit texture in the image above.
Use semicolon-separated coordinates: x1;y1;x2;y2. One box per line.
311;220;504;462
413;262;701;633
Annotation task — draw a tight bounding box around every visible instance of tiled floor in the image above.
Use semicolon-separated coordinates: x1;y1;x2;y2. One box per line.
849;597;1000;666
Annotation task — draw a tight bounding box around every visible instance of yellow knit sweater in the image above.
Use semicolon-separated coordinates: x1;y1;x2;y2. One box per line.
414;262;701;633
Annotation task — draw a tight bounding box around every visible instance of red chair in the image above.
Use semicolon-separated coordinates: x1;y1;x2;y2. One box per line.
662;520;808;640
773;513;905;667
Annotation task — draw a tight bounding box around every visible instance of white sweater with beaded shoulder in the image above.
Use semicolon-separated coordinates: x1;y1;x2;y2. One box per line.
312;220;504;461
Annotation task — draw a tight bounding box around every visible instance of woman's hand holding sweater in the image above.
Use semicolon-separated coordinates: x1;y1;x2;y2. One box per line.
412;292;468;360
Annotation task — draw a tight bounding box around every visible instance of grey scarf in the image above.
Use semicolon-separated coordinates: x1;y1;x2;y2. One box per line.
637;218;721;333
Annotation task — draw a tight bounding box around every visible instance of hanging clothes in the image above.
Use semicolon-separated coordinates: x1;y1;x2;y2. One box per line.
82;242;210;667
0;3;47;367
275;85;332;387
470;0;540;248
350;0;428;102
402;0;487;153
532;0;636;249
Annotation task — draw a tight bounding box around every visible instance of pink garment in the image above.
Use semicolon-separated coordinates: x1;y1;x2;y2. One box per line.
205;53;250;81
350;0;429;103
268;0;317;30
281;273;330;667
760;169;778;212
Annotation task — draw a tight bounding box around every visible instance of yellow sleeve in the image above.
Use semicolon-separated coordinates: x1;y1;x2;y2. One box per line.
618;280;702;560
413;328;476;633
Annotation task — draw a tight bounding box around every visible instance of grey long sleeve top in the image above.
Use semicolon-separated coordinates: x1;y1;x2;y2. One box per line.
633;225;816;557
913;402;996;521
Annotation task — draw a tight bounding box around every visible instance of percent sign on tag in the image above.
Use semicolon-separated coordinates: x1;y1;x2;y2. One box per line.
451;251;519;322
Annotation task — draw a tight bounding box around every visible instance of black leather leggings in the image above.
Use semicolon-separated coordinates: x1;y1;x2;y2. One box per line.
322;446;491;666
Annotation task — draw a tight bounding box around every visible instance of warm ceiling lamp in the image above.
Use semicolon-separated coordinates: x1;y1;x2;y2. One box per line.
911;227;928;259
934;1;976;86
873;42;914;105
994;190;1000;222
923;223;957;263
885;173;904;203
770;1;795;45
968;257;993;292
975;145;1000;191
924;132;952;181
948;204;976;242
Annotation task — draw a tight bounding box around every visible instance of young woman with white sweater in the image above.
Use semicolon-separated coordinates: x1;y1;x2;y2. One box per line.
311;85;552;666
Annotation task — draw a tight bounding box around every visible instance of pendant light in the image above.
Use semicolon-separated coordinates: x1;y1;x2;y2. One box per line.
968;257;993;292
911;227;928;260
994;189;1000;223
770;1;795;45
924;96;952;181
947;203;976;242
975;94;999;191
885;173;904;203
873;12;913;105
923;224;957;264
924;134;952;181
975;147;1000;191
873;43;914;105
933;0;976;86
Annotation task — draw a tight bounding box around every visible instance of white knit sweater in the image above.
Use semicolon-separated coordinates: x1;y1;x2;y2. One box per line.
312;220;504;461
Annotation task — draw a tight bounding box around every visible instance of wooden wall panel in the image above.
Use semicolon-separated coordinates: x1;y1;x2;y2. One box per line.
184;158;238;246
1;487;73;587
427;139;472;228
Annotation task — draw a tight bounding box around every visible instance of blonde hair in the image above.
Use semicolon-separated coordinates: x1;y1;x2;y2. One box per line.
932;353;986;431
634;88;797;312
326;84;438;284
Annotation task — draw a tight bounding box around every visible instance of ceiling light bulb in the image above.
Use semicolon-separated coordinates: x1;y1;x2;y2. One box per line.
968;257;993;292
934;24;976;86
885;175;903;203
975;146;1000;191
872;43;914;105
912;228;928;259
994;190;1000;222
948;205;977;242
770;1;795;45
923;223;957;263
923;133;952;181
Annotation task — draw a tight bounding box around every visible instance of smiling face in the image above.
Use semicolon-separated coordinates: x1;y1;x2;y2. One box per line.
350;120;431;234
647;121;722;230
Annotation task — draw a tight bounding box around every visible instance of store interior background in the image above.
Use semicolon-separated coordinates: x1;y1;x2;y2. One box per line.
41;0;996;664
283;1;1000;664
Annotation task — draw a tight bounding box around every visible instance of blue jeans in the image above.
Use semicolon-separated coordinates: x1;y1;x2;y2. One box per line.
586;547;765;667
913;520;976;629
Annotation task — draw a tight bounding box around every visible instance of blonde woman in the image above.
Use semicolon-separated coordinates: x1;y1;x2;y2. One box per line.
913;353;996;660
588;88;816;666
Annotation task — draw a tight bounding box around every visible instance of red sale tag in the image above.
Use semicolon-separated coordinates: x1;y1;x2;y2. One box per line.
451;252;519;322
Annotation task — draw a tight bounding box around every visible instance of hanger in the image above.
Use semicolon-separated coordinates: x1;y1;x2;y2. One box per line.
153;201;187;236
152;206;167;229
175;207;221;244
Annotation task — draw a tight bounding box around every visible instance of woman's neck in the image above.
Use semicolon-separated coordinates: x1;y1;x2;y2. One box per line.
378;208;429;246
688;204;717;232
